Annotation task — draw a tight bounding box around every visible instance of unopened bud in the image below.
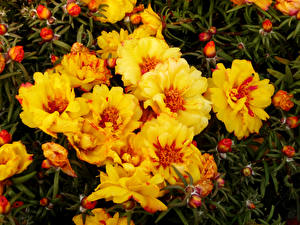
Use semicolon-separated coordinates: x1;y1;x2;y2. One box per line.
203;41;216;58
0;196;10;214
0;130;12;146
40;197;49;207
67;3;81;17
188;194;202;208
0;24;7;35
217;138;233;153
282;145;295;158
37;5;51;20
81;196;97;210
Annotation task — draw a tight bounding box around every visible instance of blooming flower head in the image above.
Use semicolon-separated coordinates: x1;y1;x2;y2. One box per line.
136;113;210;184
42;142;77;177
207;59;274;140
272;90;294;111
87;163;167;213
137;58;211;135
116;37;181;91
53;52;111;91
230;0;272;11
8;46;24;63
0;141;33;182
16;72;88;137
97;29;130;59
275;0;300;19
73;208;135;225
67;3;81;17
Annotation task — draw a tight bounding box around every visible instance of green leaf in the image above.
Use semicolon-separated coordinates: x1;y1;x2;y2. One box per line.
174;208;189;225
172;165;187;186
53;40;71;51
267;69;285;79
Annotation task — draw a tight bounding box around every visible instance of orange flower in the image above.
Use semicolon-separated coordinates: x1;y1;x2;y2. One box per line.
8;46;24;63
42;142;77;177
286;116;299;128
275;0;300;18
262;19;272;32
0;53;5;74
0;130;11;146
50;54;59;64
195;179;214;198
199;153;218;180
217;138;233;153
71;42;90;53
203;41;216;58
67;3;81;17
0;195;11;214
36;5;52;20
282;145;296;158
0;24;7;35
272;90;294;111
230;0;272;11
40;27;54;41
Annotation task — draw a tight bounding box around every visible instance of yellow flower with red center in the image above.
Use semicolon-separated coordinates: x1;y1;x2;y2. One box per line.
52;52;111;91
137;58;211;135
275;0;300;19
87;163;167;213
67;85;142;166
207;59;274;140
0;141;33;182
16;72;88;137
272;90;294;111
42;142;77;177
136;113;209;184
97;29;130;59
73;208;135;225
230;0;272;11
116;37;181;92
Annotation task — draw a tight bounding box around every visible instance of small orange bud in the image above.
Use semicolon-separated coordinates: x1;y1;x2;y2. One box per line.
88;0;98;12
217;138;233;153
41;159;51;169
208;26;217;35
81;197;97;210
122;200;136;210
262;19;272;33
130;14;142;25
8;46;24;63
40;197;49;207
198;32;212;42
286;116;299;129
37;5;52;20
0;196;11;214
188;194;202;208
282;146;295;158
203;41;216;58
106;58;116;68
272;90;294;111
50;54;59;64
0;24;7;35
242;166;252;177
40;27;54;41
246;201;256;209
71;42;89;53
12;201;24;208
67;3;81;17
0;53;5;74
216;177;225;188
195;179;214;198
0;130;12;146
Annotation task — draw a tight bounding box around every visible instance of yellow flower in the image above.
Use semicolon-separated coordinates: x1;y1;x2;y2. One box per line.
52;52;111;91
17;72;88;137
275;0;300;18
87;163;167;213
73;208;135;225
67;85;142;166
207;59;274;140
42;142;77;177
230;0;272;11
97;29;130;59
0;142;33;182
116;37;181;91
136;113;207;185
137;58;211;135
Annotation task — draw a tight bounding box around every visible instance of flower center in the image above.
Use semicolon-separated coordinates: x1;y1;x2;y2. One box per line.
229;76;258;117
44;97;69;114
0;158;7;165
99;106;120;130
153;139;184;168
164;88;185;113
139;57;160;74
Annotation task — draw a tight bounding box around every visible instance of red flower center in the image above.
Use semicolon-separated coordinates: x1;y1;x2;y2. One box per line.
139;57;160;74
44;97;69;114
99;107;120;130
164;87;185;113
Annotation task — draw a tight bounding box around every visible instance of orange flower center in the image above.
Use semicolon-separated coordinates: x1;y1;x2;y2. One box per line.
44;97;69;114
99;107;119;130
0;158;7;165
229;76;257;117
153;139;184;168
139;57;160;74
164;88;185;113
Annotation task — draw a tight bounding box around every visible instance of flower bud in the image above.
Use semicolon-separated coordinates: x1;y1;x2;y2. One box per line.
41;159;51;169
282;145;295;158
203;41;216;58
67;3;81;17
208;26;217;35
262;19;272;33
272;90;294;111
40;197;49;207
0;53;5;74
50;54;59;64
0;196;11;214
8;46;24;63
242;166;253;177
188;194;202;208
0;130;12;146
40;27;54;41
217;138;233;153
195;179;213;198
246;200;256;209
130;13;142;25
106;58;116;68
12;201;24;208
286;116;299;129
88;0;98;12
37;5;52;20
81;196;97;210
122;200;136;210
0;24;7;35
198;32;212;42
216;177;225;188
